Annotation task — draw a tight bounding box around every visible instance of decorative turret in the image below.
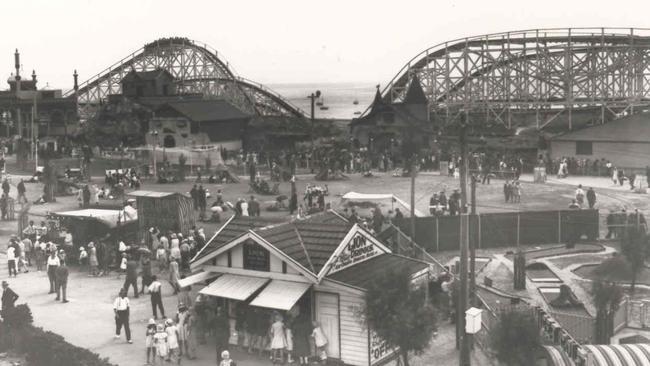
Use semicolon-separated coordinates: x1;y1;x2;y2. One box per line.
73;70;79;92
14;49;20;78
31;69;37;85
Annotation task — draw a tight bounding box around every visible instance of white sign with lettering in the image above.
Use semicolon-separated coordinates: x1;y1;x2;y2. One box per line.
370;330;397;365
330;233;383;273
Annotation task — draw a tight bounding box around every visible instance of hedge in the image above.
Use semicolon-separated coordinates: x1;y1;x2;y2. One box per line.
0;304;116;366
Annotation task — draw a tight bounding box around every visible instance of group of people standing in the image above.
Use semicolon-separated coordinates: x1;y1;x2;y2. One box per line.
429;189;463;215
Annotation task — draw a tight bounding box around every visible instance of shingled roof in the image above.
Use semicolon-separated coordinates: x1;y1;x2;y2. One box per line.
327;253;429;289
192;211;350;272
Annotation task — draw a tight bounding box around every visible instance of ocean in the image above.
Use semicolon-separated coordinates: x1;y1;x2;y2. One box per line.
267;82;377;120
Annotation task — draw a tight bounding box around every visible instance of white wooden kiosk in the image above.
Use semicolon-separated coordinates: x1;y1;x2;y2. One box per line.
189;211;430;366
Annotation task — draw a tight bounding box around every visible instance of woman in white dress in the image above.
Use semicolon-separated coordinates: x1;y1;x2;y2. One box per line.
612;167;619;185
270;314;287;363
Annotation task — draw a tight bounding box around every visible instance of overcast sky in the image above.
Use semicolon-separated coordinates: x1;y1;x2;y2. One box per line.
0;0;647;91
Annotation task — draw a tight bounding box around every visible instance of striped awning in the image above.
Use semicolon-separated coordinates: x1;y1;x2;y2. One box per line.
543;346;576;366
583;344;650;366
544;344;650;366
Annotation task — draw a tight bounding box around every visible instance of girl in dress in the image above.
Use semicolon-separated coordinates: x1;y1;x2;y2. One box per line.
145;319;157;365
311;321;328;364
165;318;181;364
270;313;286;363
153;323;169;366
284;316;294;363
169;259;181;295
156;244;168;272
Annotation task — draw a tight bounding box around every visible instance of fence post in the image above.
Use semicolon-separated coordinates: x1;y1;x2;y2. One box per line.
435;217;439;252
558;211;562;243
517;212;521;246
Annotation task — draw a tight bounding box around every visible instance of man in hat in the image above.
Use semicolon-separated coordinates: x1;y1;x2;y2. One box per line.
55;253;69;303
1;281;18;317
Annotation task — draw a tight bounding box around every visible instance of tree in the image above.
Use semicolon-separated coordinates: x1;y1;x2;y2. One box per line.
40;147;57;202
490;309;541;365
362;267;437;366
592;280;624;343
620;225;648;293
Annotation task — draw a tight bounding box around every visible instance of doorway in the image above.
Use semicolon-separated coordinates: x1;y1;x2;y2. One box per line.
314;292;340;359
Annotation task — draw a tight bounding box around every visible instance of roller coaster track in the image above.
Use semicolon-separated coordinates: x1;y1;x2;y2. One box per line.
372;28;650;130
64;37;305;120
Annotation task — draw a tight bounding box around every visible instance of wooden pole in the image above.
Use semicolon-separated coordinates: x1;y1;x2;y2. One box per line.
458;122;471;366
470;175;477;306
410;157;416;242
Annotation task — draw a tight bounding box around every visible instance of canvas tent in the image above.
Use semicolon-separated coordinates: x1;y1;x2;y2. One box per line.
341;192;425;217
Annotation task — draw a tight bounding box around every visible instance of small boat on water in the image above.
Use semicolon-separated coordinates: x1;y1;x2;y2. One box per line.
320;106;329;110
353;111;361;115
353;99;359;105
316;101;323;106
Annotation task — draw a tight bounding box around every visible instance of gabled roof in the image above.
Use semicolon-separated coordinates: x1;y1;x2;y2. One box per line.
403;75;428;105
157;99;251;122
122;69;175;82
254;211;350;273
552;113;650;143
326;253;429;289
193;216;282;262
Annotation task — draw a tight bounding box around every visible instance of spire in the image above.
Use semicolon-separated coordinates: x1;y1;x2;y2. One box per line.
14;49;20;77
73;70;79;91
31;69;37;84
403;74;428;105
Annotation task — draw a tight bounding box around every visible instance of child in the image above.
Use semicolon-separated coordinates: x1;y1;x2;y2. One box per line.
145;319;156;365
165;319;181;364
79;246;88;270
270;314;286;363
88;242;99;276
219;350;236;366
153;323;169;366
311;321;328;364
285;316;294;364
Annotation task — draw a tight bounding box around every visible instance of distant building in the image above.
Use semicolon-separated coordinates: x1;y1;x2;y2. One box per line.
550;113;650;170
148;99;251;150
103;69;252;149
0;49;77;140
350;75;431;152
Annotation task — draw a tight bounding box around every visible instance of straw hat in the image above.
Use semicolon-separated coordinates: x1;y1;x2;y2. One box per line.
148;318;156;325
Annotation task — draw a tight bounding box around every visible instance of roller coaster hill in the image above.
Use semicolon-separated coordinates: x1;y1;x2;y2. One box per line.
367;28;650;138
67;37;323;150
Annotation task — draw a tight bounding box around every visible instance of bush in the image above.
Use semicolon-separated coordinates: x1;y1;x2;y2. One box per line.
593;255;633;281
490;309;541;366
0;304;115;366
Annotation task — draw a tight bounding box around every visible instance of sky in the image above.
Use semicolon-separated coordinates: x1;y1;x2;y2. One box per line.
0;0;648;91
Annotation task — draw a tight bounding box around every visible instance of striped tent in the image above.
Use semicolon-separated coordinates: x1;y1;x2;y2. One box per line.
544;344;650;366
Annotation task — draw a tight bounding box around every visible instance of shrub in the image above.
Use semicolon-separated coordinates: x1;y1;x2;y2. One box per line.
0;304;115;366
490;309;541;366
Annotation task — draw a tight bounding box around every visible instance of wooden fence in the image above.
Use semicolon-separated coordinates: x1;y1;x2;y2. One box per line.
394;209;599;251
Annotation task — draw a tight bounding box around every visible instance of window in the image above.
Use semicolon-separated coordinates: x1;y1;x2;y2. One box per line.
576;141;593;155
243;242;270;272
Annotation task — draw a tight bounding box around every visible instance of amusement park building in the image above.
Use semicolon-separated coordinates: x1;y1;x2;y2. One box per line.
550;114;650;170
0;50;77;141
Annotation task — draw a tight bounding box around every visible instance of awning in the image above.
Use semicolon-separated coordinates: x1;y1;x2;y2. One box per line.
199;274;269;301
178;271;220;288
249;280;311;311
342;191;425;217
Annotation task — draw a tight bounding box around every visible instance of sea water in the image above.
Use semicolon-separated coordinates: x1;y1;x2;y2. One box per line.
268;82;377;120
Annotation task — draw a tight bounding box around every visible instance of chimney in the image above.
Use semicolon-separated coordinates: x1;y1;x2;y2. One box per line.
73;70;79;92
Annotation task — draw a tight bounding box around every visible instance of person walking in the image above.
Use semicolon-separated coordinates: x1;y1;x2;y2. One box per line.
123;255;139;298
54;255;69;303
175;303;189;357
575;185;585;206
16;179;27;204
1;281;19;317
184;309;198;360
145;319;157;365
141;255;153;295
46;250;60;293
7;244;17;277
164;318;181;364
2;178;10;197
169;259;181;295
248;195;260;217
586;187;597;209
148;275;166;320
113;289;133;343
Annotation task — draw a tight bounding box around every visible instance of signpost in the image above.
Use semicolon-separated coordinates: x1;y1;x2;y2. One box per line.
330;233;382;273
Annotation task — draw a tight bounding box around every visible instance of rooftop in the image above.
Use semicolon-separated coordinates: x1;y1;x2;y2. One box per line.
327;253;429;289
552;113;650;143
157;99;251;122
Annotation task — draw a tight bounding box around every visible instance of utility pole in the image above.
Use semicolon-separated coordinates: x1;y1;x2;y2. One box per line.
458;121;471;366
470;175;477;306
410;156;416;241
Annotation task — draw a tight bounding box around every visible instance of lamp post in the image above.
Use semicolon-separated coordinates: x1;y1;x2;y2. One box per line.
307;90;321;149
150;130;159;178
